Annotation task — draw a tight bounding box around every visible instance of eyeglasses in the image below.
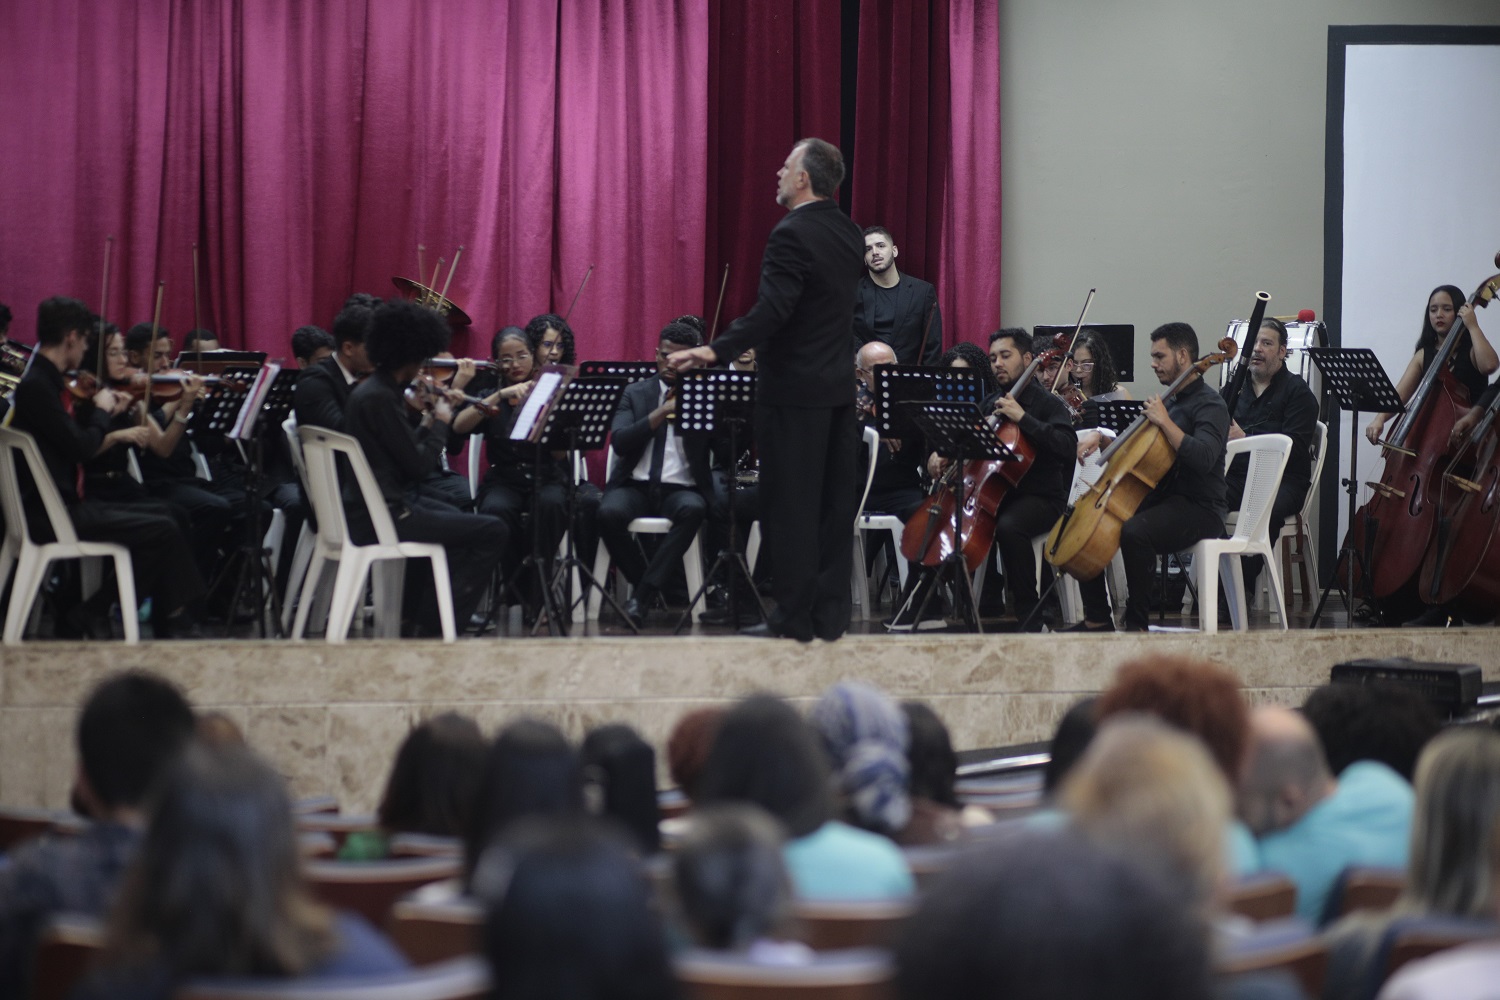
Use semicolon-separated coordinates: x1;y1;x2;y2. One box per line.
496;353;531;367
1070;360;1096;371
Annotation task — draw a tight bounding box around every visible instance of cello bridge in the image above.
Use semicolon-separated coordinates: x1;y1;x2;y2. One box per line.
1366;481;1406;500
1443;473;1482;493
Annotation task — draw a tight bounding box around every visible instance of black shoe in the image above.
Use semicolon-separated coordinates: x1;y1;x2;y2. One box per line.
699;605;760;627
1062;619;1115;633
1402;605;1455;628
739;621;813;643
621;597;648;630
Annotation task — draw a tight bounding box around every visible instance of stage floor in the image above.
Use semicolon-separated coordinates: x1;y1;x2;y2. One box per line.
2;622;1496;814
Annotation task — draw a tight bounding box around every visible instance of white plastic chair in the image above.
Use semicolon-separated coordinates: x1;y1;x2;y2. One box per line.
854;426;917;608
293;426;456;643
588;447;706;622
1262;420;1327;615
466;432;484;500
848;426;883;613
1191;434;1292;634
0;427;139;644
278;415;324;634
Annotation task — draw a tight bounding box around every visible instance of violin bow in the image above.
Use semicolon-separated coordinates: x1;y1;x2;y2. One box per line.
563;264;594;325
144;280;165;426
192;243;202;372
96;235;115;384
1050;287;1097;393
706;264;730;343
914;296;939;366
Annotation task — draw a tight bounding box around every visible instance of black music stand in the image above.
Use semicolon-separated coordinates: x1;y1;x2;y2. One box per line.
578;361;658;383
218;365;296;638
1306;347;1404;629
874;365;986;441
900;401;1018;634
176;350;268;377
670;369;768;634
1086;400;1143;435
527;376;636;636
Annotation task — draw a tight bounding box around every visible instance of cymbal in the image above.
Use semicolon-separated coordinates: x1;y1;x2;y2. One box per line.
391;276;473;328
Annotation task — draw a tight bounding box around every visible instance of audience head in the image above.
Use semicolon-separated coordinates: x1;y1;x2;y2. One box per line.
103;744;333;979
1302;681;1440;781
809;681;911;837
76;670;196;821
1237;705;1335;837
194;711;247;750
290;324;335;367
697;694;832;839
465;718;582;884
366;299;450;374
671;804;795;951
1403;726;1500;918
896;829;1214;1000
1043;697;1099;797
666;707;725;803
1062;716;1231;914
902;702;959;810
377;712;487;838
581;724;662;856
1096;655;1249;785
474;816;677;1000
525;313;576;367
330;292;378;374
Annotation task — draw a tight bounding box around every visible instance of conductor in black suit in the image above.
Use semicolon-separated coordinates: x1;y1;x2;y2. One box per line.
852;226;942;366
599;321;720;629
668;138;865;642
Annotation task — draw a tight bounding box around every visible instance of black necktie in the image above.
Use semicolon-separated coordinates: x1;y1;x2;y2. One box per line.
648;420;668;497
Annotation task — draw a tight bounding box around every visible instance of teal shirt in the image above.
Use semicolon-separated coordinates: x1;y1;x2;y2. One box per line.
1257;760;1413;921
783;820;915;901
1228;820;1261;876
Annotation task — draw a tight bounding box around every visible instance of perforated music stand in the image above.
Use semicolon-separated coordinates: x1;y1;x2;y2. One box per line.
874;365;985;441
578;361;658;383
529;377;635;635
1089;400;1143;435
176;350;268;377
899;401;1018;633
670;369;768;634
1305;347;1404;629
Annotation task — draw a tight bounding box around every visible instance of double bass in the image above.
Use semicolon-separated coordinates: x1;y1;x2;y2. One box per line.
1045;338;1238;581
1345;259;1500;600
1418;383;1500;615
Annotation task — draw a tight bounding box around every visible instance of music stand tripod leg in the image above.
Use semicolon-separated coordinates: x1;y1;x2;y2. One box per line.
544;429;638;635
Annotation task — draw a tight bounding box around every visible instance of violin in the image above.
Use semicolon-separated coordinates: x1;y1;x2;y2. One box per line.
1344;256;1500;602
405;375;501;418
1045;337;1238;581
1047;289;1097;423
422;357;498;375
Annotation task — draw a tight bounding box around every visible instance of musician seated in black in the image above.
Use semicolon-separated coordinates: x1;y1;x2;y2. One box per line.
294;293;376;431
292;325;335;368
599;321;723;629
899;329;1074;632
856;340;927;522
341;300;506;636
181;328;220;354
525;313;577;368
1057;329;1131;430
449;327;600;599
1069;322;1229;632
10;297;206;637
1223;317;1319;595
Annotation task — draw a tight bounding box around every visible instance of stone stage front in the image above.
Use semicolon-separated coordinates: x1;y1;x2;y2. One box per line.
2;628;1495;814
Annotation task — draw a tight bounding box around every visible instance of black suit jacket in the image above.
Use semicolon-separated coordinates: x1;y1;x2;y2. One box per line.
608;376;716;499
852;272;942;366
293;356;356;430
711;199;865;407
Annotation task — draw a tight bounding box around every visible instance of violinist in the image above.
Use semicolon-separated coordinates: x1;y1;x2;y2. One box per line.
342;300;506;636
294;293;376;431
1068;323;1230;632
1223;318;1318;596
9;297;205;638
949;341;1001;397
525;313;577;367
1366;284;1496;446
449;326;599;598
1059;329;1130;428
291;325;335;368
413;351;480;511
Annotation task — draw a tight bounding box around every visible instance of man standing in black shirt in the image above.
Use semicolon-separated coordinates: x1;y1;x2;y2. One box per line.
852;226;942;367
1224;318;1319;595
668;138;865;642
341;300;505;636
1068;322;1229;632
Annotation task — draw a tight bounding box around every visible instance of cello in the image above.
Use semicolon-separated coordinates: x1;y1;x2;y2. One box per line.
1045;337;1238;581
1344;259;1500;600
1418;384;1500;616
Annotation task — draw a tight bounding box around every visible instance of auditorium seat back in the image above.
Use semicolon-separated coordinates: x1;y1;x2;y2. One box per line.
675;947;894;1000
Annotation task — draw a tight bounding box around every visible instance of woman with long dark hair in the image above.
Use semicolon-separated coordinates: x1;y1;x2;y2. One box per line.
940;341;999;398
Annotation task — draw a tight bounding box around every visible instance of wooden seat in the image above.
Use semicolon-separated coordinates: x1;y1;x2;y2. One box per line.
0;806;79;852
1335;866;1406;919
900;845;958;893
295;813;380;849
792;899;915;951
31;913;106;1000
387;833;462;859
1219;933;1328;999
179;955;490;1000
388;897;483;965
303;857;460;929
1384;922;1499;980
675;947;894;1000
1225;873;1298;922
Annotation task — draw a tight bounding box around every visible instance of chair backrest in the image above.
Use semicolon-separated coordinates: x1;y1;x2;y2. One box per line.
388;833;462;859
298;426;401;547
1225;873;1299;923
388;897;483;965
303;857;461;929
0;805;80;852
1218;931;1328;999
854;425;880;528
1222;434;1292;543
283;416;310;493
675;947;894;1000
466;433;483;499
1325;865;1406;922
1068;427;1106;505
1300;420;1329;520
179;955;491;1000
0;426;80;546
792;898;915;952
31;913;106;1000
1378;916;1500;982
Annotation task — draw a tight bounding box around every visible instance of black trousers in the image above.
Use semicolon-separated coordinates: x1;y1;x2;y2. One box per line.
145;477;242;581
993;492;1063;619
416;469;475;511
598;482;707;595
63;499;206;623
1078;493;1226;630
477;479;600;582
757;404;859;641
347;496;506;634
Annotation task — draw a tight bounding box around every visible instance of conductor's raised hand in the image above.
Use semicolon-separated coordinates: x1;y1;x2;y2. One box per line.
667;346;717;373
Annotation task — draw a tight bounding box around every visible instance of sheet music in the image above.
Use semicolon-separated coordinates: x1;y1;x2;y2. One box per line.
229;361;282;441
511;370;564;441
